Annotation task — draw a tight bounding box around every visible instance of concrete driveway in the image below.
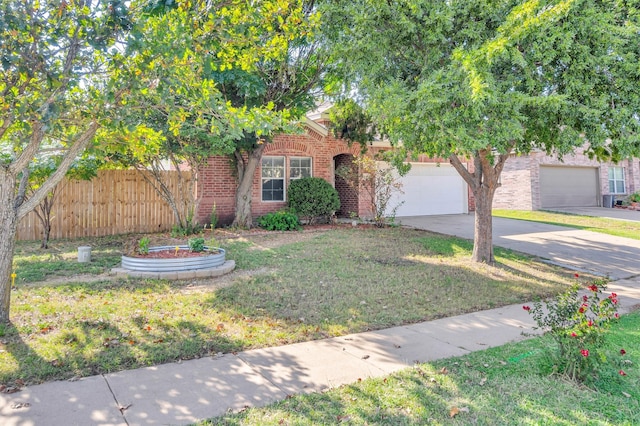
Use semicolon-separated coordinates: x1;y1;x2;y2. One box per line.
397;214;640;281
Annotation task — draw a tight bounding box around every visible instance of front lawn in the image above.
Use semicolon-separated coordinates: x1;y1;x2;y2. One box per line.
2;226;583;386
204;311;640;425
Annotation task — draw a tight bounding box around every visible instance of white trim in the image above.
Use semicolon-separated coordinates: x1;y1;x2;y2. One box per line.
303;117;329;137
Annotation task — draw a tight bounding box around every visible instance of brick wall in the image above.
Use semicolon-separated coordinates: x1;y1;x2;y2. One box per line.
197;156;238;225
493;155;533;210
334;154;359;217
196;128;364;225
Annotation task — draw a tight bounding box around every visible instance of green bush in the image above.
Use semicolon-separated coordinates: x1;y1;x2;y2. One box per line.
138;237;150;255
524;278;621;384
287;177;340;224
629;192;640;203
188;237;206;252
257;211;301;231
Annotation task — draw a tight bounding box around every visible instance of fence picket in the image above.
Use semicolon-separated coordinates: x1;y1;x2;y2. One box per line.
16;170;189;241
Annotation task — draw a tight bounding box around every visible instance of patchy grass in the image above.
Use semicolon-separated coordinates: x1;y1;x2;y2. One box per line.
12;234;126;283
203;312;640;425
493;209;640;241
3;227;585;386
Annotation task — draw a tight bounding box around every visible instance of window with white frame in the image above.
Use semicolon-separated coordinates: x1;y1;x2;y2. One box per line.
289;157;312;180
608;166;626;194
261;156;285;201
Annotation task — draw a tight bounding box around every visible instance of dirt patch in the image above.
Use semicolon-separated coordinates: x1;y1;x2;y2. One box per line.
128;248;219;259
179;267;273;293
215;223;374;249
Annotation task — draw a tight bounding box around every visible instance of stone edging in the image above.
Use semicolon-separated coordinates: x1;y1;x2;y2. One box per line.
111;260;236;280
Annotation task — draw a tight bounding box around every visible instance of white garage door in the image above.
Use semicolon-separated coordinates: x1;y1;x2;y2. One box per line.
383;162;468;216
540;166;599;208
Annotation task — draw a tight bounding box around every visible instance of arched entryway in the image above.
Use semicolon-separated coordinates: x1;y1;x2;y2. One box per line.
333;154;359;218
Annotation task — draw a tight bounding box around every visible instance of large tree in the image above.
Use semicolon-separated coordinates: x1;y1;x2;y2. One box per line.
217;2;326;228
0;0;130;323
110;0;324;229
323;0;640;262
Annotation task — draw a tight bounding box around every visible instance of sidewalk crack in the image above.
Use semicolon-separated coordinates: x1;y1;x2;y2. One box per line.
102;374;130;426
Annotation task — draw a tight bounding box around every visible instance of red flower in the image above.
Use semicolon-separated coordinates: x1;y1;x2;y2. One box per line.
583;295;588;302
522;305;531;311
615;313;620;319
611;298;618;305
571;332;578;337
620;349;626;355
587;320;594;327
579;307;586;314
581;349;589;357
574;273;580;278
610;292;617;298
588;284;598;292
619;370;627;376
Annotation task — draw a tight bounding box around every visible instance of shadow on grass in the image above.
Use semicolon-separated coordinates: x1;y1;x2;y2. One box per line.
1;310;245;386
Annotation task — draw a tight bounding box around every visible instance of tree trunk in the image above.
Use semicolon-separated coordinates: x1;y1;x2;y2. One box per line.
233;145;266;228
34;190;56;249
449;146;512;264
472;184;496;263
0;170;18;323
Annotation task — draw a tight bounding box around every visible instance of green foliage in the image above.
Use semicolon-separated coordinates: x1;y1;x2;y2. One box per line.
524;279;621;383
628;192;640;203
329;99;375;149
257;211;301;231
188;237;205;253
287;177;340;224
138;237;151;255
324;0;640;159
209;203;219;229
205;237;219;249
170;210;200;237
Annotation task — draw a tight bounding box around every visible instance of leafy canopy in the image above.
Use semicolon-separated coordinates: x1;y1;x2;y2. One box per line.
324;0;640;160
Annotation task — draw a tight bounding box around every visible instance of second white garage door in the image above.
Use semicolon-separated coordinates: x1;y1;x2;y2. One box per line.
539;166;599;208
383;163;468;216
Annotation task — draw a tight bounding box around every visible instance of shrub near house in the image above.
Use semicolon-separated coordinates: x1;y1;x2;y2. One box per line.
288;177;340;224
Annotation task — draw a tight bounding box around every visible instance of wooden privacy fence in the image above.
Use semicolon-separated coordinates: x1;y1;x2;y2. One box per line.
17;170;188;241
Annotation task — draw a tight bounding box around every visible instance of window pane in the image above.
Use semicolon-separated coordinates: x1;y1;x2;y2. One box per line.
262;156;285;201
616;181;626;193
290;157;312;180
609;181;616;193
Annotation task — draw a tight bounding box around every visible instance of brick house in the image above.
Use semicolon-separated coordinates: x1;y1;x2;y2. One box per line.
196;106;473;225
493;147;640;210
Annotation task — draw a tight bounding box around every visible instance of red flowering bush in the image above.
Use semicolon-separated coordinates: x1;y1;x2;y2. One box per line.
524;279;621;383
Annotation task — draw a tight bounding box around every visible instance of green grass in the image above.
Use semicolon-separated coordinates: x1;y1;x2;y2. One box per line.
493;209;640;240
12;234;126;283
203;312;640;425
2;227;586;386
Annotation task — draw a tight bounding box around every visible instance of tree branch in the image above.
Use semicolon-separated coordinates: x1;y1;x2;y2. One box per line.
17;121;99;220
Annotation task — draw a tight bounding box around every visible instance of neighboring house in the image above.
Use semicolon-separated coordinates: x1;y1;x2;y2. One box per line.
196;106;472;225
493;148;640;210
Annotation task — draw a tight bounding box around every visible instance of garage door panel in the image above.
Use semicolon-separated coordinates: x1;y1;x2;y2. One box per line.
383;163;468;216
540;166;598;208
